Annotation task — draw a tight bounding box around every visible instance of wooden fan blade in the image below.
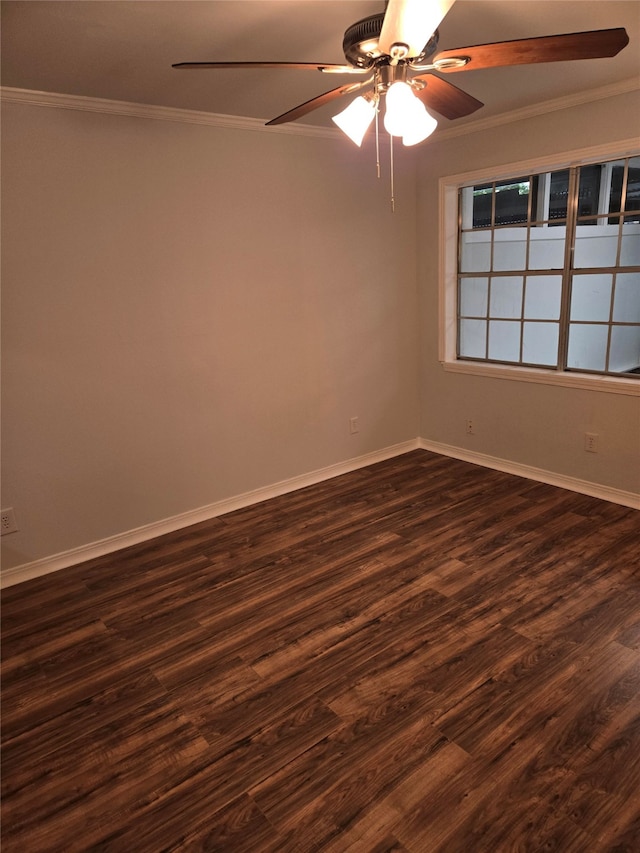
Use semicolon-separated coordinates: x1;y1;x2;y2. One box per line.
379;0;456;57
172;61;365;73
433;28;629;72
412;74;483;120
266;79;372;126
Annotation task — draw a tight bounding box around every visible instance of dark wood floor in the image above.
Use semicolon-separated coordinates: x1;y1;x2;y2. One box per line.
2;450;640;852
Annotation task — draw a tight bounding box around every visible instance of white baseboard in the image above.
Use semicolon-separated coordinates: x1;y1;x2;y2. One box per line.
418;438;640;510
4;437;637;588
0;440;419;588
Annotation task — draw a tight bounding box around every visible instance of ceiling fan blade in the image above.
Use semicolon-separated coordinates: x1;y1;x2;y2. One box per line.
379;0;456;57
412;74;483;120
172;61;365;73
433;28;629;72
266;79;373;126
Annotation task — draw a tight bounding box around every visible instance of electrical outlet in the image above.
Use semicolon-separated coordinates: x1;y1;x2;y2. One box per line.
1;508;19;535
584;432;599;453
466;418;474;435
349;416;360;435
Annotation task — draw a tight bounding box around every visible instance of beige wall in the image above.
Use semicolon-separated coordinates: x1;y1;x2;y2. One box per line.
3;90;639;575
1;101;420;569
416;90;640;495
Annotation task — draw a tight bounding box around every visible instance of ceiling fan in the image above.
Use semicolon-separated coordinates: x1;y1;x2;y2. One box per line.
172;0;628;148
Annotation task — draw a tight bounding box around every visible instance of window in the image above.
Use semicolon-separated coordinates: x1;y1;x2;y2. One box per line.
446;150;640;389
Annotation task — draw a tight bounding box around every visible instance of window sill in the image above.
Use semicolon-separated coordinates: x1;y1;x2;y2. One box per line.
441;359;640;396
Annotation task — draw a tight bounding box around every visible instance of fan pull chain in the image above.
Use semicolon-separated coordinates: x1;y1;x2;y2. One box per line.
374;100;381;180
373;96;394;213
390;135;395;213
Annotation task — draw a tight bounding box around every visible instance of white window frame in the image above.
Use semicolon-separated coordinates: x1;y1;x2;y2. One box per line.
438;139;640;397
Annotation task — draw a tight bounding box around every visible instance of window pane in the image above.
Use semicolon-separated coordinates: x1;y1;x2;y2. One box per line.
529;227;566;269
471;183;492;228
524;275;562;320
570;274;613;321
624;157;640;215
490;276;522;318
488;320;521;362
574;224;619;268
522;322;559;366
459;319;487;358
613;272;640;323
609;325;640;373
494;178;530;225
493;227;527;270
620;222;640;266
567;324;608;371
460;232;491;272
608;160;626;215
548;170;570;222
577;164;602;219
459;277;489;316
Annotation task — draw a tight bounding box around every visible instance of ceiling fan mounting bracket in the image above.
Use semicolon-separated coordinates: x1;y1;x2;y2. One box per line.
342;13;386;68
342;13;440;68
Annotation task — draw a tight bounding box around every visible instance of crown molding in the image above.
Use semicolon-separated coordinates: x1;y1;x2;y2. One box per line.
432;77;640;142
0;86;338;139
3;76;639;143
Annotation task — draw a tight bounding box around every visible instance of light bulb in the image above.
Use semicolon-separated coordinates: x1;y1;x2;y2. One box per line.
332;96;376;146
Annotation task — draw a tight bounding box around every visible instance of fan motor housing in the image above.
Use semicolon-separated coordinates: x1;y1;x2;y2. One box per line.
342;13;439;67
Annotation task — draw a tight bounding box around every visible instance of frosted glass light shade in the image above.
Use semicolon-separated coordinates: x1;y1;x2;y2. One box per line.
332;96;376;146
402;105;437;146
383;82;418;137
383;82;436;145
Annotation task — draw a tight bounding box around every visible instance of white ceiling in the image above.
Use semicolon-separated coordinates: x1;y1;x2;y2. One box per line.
2;1;639;130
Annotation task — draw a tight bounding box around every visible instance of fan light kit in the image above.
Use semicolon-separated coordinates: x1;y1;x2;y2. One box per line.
173;0;628;208
332;70;439;147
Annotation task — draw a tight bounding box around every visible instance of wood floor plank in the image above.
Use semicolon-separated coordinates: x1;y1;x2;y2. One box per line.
320;740;471;853
2;691;210;851
2;449;639;851
249;706;451;849
99;792;283;853
89;698;340;851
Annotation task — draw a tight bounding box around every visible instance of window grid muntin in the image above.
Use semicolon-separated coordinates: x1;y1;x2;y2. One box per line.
568;159;639;373
457;156;640;378
457;270;565;368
